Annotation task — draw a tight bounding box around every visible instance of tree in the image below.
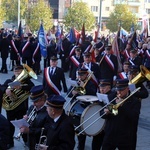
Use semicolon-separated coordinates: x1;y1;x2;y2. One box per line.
25;0;53;32
1;0;28;23
64;1;95;31
106;4;138;32
0;6;6;27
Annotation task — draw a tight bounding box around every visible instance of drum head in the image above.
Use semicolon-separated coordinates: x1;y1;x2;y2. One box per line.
80;103;105;136
76;95;98;102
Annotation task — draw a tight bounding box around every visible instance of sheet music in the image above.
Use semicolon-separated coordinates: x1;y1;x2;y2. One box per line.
11;119;29;128
67;78;78;86
129;83;136;92
96;93;109;104
8;81;21;88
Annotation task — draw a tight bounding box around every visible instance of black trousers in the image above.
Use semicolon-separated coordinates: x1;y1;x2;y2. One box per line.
6;102;28;144
102;142;132;150
1;57;7;71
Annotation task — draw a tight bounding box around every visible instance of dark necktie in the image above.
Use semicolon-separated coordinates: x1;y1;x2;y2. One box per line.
50;67;54;76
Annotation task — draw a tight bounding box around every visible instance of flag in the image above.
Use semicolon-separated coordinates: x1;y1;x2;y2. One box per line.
141;14;149;38
130;23;134;34
81;23;85;44
74;28;80;40
55;25;61;39
68;27;76;44
94;25;100;42
38;23;48;58
112;31;122;72
17;21;23;41
25;25;32;35
120;27;128;38
129;31;138;49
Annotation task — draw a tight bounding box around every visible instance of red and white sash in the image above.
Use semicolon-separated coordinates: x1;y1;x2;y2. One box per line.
32;43;40;63
84;44;92;53
22;41;30;54
44;68;61;95
84;63;98;87
11;40;21;60
118;72;127;79
146;50;150;58
70;56;80;67
69;45;77;57
129;58;135;66
104;55;114;71
124;49;130;59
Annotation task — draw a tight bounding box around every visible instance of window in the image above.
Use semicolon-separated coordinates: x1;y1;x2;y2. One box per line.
91;6;98;12
105;7;109;11
146;9;150;14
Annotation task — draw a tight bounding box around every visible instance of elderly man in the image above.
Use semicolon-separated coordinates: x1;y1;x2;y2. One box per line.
39;95;75;150
102;79;141;150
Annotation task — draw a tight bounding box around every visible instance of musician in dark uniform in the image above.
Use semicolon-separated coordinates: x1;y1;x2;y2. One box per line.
59;37;72;72
0;32;10;73
39;95;75;150
69;47;83;80
10;35;21;70
43;56;67;97
99;46;118;86
0;114;10;150
117;61;131;79
102;79;141;150
2;65;34;149
31;37;41;75
128;65;149;150
92;79;116;150
44;39;57;68
128;49;142;70
68;68;97;150
78;52;99;84
21;34;33;67
20;85;49;150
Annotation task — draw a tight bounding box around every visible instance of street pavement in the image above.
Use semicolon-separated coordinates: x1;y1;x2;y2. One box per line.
0;58;150;150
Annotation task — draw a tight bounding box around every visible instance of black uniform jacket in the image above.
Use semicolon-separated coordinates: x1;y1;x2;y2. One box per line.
0;114;10;150
99;54;118;80
43;67;67;96
45;110;75;150
27;105;49;150
102;95;141;146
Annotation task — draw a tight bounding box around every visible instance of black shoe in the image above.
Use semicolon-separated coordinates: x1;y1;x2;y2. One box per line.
7;143;14;149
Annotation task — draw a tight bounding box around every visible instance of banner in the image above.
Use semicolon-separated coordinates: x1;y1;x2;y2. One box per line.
38;23;47;58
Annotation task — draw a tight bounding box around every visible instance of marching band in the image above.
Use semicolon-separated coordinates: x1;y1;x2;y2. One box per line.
0;28;149;150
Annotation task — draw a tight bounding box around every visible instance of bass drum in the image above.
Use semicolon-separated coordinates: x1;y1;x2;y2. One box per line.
68;100;105;136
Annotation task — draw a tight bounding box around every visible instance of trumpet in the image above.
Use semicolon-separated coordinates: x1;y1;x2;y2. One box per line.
14;106;37;140
35;128;48;150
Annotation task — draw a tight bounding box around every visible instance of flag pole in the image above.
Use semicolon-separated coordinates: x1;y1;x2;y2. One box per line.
18;0;20;27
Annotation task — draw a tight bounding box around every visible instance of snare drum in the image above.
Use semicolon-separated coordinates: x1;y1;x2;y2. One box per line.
68;100;105;136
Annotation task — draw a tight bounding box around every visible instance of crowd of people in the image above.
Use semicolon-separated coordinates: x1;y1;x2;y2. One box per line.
0;26;149;150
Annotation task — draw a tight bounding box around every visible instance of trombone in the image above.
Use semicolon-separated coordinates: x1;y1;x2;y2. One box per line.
77;87;141;135
64;72;93;109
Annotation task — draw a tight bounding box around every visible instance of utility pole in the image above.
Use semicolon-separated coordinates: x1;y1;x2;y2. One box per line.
18;0;20;27
99;0;102;32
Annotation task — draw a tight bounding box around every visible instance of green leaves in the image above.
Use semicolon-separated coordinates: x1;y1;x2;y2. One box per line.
106;4;138;32
64;1;95;31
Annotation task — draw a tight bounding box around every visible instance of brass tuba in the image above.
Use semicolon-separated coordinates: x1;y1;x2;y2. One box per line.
2;64;37;111
129;65;150;85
